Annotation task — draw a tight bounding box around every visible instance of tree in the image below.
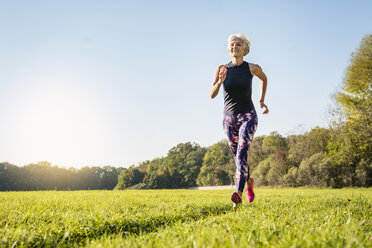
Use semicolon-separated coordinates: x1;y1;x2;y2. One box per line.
327;34;372;186
251;156;271;186
0;162;23;190
196;166;230;186
162;142;201;188
336;34;372;122
287;127;330;167
0;163;6;190
184;147;207;186
262;132;287;154
116;167;145;189
100;166;122;190
248;136;268;170
197;140;232;186
282;167;298;187
266;147;288;186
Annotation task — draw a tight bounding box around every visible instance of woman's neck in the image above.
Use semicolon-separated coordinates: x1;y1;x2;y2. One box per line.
231;57;244;66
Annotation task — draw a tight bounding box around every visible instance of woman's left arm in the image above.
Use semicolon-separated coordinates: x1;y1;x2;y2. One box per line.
249;63;269;114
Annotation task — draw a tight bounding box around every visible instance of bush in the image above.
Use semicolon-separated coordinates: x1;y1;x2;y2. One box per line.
251;156;271;186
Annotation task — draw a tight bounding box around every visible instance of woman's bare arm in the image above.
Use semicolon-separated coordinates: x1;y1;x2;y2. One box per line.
249;63;269;114
210;65;227;99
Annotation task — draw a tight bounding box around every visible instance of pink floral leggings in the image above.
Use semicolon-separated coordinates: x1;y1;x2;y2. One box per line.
223;108;258;192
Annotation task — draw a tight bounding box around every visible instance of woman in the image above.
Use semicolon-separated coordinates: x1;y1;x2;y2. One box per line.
210;33;269;209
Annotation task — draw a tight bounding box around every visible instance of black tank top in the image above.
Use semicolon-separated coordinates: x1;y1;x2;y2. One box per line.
223;61;254;114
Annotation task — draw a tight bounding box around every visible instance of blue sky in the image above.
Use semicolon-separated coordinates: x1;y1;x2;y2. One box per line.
0;0;371;168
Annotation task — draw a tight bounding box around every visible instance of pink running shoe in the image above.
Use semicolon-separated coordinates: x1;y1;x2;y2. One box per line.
245;177;255;202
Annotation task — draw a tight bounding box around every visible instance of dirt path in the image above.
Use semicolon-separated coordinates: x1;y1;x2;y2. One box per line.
188;185;234;190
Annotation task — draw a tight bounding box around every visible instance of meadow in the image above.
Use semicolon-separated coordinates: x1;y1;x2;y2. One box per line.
0;188;371;247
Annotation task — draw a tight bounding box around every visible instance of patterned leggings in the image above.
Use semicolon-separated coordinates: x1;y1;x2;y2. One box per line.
223;109;258;192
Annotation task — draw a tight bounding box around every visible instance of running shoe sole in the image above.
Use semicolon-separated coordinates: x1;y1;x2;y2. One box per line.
231;191;242;204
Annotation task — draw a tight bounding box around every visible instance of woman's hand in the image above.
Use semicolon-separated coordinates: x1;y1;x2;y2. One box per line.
218;65;227;83
260;101;269;114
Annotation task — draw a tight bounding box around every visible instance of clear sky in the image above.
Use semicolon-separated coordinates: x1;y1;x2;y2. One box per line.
0;0;371;168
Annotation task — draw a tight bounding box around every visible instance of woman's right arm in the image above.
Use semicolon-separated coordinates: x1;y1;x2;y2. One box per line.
210;65;227;99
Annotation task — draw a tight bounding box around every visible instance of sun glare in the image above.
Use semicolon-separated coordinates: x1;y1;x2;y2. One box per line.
10;80;111;166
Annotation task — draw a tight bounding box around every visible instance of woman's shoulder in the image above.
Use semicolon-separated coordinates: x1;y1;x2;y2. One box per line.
247;62;262;75
247;62;261;69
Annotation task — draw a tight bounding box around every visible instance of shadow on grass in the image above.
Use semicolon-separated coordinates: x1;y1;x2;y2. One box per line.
18;203;232;248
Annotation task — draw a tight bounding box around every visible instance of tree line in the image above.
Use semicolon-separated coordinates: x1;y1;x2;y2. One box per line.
0;161;123;191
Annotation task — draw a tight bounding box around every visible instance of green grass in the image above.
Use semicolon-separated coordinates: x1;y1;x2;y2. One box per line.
0;188;371;247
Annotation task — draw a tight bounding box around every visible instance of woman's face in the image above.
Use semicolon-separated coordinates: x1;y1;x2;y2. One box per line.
228;38;245;57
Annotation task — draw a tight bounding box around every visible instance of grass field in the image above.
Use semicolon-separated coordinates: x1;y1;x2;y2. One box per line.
0;188;371;247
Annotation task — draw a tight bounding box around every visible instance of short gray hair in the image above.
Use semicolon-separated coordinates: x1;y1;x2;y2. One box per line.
228;33;251;56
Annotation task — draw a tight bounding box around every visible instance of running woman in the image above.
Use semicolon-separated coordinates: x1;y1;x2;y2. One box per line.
210;33;269;209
